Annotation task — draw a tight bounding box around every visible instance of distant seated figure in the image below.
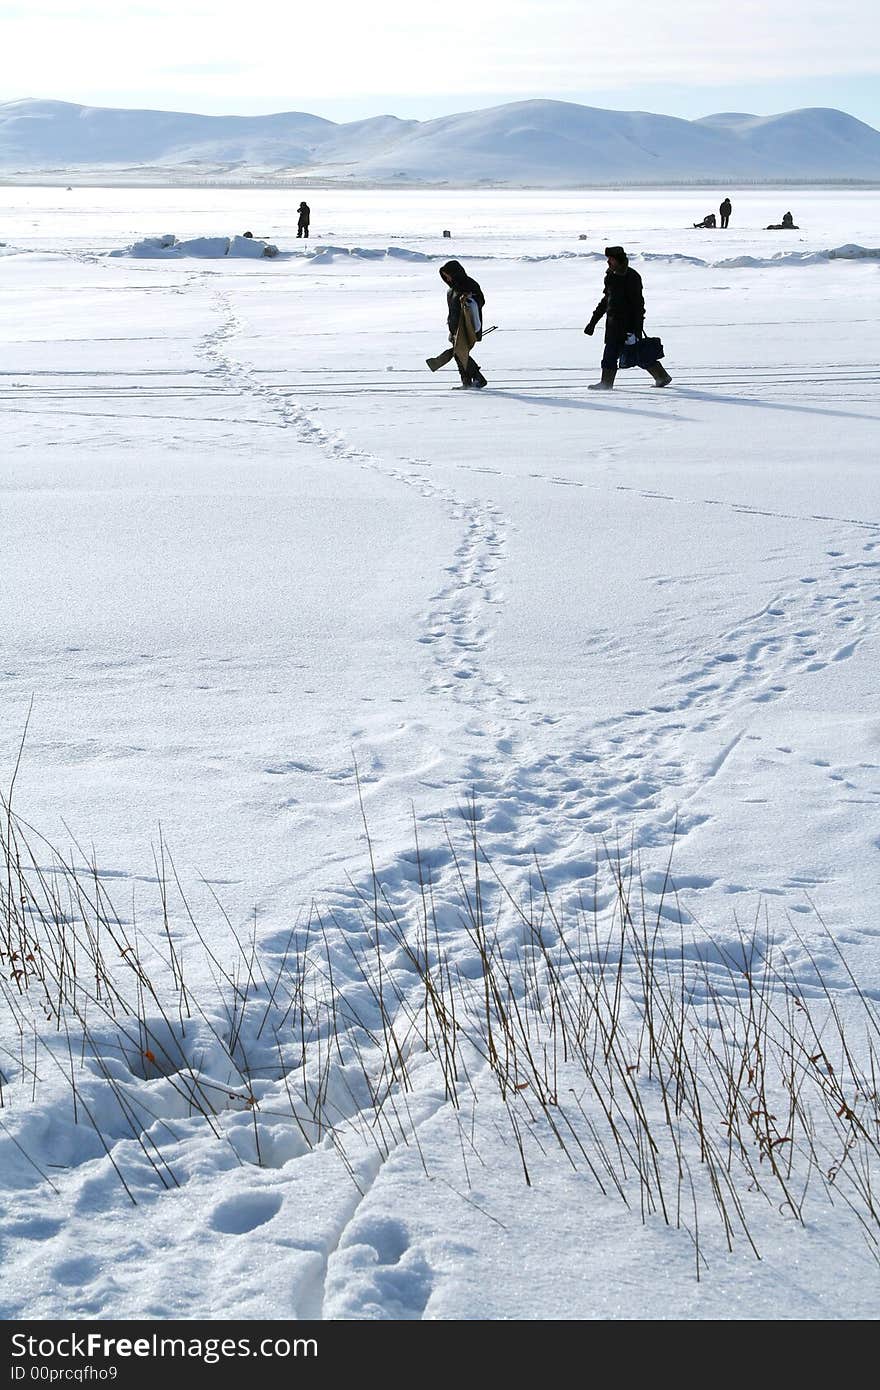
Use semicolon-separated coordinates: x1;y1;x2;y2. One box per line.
766;211;799;229
693;213;717;228
442;229;452;238
243;230;253;238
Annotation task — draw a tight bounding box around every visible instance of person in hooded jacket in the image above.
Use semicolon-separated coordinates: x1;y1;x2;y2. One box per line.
766;211;798;229
297;202;310;238
584;246;671;389
425;260;487;387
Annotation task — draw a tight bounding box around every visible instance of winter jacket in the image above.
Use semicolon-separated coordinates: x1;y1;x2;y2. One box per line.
440;260;485;338
588;266;645;341
297;203;310;225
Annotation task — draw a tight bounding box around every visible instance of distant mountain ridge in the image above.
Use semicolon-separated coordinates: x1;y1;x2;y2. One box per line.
1;98;879;184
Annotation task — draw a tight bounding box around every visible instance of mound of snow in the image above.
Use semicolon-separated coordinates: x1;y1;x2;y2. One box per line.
110;233;279;259
641;252;708;266
521;250;602;262
715;243;880;269
303;245;436;264
825;243;880;259
228;234;278;258
179;236;238;258
109;232;179;258
385;246;434;261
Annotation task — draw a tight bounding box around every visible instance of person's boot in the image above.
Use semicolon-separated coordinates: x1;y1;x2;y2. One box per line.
647;363;672;387
468;360;488;388
588;367;616;390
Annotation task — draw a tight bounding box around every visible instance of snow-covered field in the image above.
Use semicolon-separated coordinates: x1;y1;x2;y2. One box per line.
1;187;879;1321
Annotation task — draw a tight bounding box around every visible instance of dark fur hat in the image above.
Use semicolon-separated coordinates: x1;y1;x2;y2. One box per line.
604;245;628;265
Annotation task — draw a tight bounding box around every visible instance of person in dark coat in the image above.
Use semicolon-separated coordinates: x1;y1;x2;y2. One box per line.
719;197;732;229
766;211;799;229
297;202;310;238
584;246;671;389
693;213;717;228
426;260;487;387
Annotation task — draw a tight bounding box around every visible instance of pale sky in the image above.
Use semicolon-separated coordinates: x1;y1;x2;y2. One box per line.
2;0;879;127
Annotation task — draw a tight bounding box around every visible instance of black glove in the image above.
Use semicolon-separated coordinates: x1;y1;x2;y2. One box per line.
584;321;596;336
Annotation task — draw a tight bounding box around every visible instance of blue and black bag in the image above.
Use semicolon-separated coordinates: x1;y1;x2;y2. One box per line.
618;334;665;369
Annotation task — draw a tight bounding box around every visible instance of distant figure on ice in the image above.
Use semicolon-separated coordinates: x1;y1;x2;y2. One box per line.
766;211;798;229
425;260;487;388
584;246;671;390
297;202;311;238
719;197;732;228
693;212;717;228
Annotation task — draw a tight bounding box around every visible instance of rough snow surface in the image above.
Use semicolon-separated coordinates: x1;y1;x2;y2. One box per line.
0;187;879;1321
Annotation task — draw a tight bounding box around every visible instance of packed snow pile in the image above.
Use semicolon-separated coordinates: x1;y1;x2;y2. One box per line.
641;251;709;265
715;243;880;267
111;232;279;258
303;244;435;264
521;249;606;262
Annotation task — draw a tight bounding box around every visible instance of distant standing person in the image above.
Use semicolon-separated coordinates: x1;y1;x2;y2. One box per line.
297;201;310;238
719;196;732;228
584;246;671;389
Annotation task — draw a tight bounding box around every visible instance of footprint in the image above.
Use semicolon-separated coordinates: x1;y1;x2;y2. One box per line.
209;1190;282;1234
328;1217;433;1319
52;1256;100;1287
265;759;318;775
342;1216;409;1265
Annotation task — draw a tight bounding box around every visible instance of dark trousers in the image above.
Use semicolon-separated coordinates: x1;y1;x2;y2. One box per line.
297;224;309;238
720;215;730;228
458;355;482;383
602;336;625;370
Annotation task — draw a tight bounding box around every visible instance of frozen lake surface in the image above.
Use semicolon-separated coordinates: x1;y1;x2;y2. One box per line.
1;188;879;1320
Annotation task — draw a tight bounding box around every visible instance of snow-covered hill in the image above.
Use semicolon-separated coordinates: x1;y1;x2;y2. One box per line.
1;98;879;184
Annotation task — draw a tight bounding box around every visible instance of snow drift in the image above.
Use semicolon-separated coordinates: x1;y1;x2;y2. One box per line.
111;232;279;258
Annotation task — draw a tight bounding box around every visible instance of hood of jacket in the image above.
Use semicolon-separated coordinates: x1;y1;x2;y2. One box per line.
440;260;470;291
